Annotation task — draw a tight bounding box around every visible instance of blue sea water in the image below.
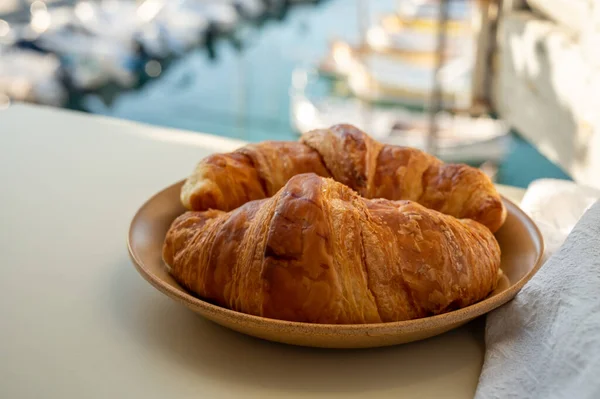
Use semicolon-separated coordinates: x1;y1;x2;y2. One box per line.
83;0;570;187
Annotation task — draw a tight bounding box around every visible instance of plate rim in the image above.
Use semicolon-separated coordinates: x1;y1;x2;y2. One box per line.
127;179;545;333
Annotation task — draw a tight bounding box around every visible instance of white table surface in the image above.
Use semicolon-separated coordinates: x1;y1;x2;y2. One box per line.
0;104;525;399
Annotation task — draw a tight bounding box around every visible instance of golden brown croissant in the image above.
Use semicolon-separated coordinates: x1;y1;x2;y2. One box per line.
165;173;501;324
181;124;506;232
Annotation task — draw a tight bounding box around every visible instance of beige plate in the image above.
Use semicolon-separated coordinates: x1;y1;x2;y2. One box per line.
128;180;544;349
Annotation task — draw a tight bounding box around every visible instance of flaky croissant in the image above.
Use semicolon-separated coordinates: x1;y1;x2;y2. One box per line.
164;173;501;324
181;124;506;232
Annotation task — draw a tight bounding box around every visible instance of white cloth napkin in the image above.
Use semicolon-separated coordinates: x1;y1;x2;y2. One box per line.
519;179;600;259
475;179;600;399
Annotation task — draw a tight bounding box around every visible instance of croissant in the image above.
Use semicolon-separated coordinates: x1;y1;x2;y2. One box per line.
164;173;501;324
181;124;506;232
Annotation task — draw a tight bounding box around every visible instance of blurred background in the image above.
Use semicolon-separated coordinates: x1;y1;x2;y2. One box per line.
2;0;593;188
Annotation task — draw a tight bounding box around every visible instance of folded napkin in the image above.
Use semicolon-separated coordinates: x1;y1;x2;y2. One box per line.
519;179;600;259
475;179;600;399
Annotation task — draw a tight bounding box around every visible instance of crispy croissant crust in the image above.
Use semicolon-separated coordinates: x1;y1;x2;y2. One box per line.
181;124;506;232
165;173;501;324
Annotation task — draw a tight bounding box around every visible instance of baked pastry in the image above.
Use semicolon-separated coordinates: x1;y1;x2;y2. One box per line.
181;124;506;232
164;173;501;324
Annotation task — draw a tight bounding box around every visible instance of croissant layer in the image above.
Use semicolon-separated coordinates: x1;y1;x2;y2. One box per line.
165;174;501;324
181;124;506;232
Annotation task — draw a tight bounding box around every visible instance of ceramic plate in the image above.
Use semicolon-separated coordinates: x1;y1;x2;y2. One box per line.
128;180;544;349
